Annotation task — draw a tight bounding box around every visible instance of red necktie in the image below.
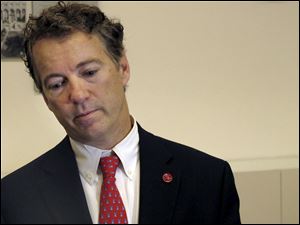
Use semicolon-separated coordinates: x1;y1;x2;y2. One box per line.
99;156;128;224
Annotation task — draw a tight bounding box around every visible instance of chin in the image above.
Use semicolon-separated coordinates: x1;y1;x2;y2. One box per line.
83;123;107;137
68;118;111;140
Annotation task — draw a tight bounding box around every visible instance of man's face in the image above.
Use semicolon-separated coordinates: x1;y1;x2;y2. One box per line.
32;31;130;148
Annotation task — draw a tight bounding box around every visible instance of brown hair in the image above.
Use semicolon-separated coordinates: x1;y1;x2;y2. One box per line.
22;1;124;93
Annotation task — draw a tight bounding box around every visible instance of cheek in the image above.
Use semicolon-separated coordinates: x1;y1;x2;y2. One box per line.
95;74;123;98
105;79;125;102
47;100;70;118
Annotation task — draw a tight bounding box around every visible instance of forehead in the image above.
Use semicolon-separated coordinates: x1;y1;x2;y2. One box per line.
32;31;105;59
32;31;111;74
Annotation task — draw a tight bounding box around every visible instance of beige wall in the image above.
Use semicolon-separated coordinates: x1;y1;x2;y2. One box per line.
235;169;299;224
1;1;299;224
101;1;299;171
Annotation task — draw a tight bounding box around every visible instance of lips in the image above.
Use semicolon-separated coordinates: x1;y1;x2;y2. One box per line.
74;109;99;120
73;109;99;127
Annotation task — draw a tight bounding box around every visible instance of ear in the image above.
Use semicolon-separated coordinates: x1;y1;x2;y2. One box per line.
119;54;130;87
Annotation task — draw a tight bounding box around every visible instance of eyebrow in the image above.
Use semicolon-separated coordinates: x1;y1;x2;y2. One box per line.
76;59;103;69
43;59;103;87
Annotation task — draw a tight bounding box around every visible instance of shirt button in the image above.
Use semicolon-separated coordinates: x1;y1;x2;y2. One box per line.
86;173;92;182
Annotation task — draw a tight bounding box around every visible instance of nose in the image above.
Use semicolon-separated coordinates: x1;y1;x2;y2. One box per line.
68;77;89;105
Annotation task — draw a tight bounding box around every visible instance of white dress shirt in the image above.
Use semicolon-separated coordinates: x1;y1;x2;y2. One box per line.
70;119;140;224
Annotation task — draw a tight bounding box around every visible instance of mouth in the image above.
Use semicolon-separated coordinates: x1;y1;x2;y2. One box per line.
74;109;99;120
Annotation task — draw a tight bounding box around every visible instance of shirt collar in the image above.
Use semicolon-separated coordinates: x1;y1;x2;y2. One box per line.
113;118;139;180
70;117;139;185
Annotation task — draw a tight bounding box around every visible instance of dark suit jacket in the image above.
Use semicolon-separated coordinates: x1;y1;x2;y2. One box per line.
1;125;241;224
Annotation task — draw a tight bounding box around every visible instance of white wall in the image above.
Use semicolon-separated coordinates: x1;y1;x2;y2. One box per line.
1;1;299;175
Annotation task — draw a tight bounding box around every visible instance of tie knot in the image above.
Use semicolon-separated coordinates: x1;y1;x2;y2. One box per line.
99;156;120;178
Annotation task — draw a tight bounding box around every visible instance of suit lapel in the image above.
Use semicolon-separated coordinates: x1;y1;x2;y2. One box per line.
36;137;93;224
138;125;181;224
33;127;181;224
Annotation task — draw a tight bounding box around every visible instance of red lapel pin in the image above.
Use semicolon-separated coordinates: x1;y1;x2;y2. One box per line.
162;172;173;183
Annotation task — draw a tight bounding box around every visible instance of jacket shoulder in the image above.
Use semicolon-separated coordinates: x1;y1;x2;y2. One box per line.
143;127;229;168
1;137;70;186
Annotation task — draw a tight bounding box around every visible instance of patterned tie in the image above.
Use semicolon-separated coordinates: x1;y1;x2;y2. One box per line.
99;156;128;224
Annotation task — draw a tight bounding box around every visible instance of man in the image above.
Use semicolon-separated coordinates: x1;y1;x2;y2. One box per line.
1;2;241;224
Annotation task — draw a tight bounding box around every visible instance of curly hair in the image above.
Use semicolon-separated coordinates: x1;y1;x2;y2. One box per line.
22;1;124;93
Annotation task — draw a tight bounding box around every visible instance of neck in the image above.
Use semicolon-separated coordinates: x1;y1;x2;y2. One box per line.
101;114;133;150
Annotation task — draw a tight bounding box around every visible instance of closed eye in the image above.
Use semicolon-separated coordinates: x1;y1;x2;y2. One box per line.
82;70;98;77
48;80;66;90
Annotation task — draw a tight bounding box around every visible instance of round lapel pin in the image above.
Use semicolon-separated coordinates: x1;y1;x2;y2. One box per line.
162;172;173;183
